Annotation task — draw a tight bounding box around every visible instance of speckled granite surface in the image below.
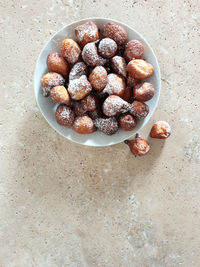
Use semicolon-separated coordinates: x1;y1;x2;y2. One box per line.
0;0;200;266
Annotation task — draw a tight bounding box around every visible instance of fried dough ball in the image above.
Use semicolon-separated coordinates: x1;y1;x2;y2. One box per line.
89;66;107;91
103;73;126;97
60;39;81;64
102;22;127;46
133;82;155;102
125;40;144;61
98;38;117;58
47;52;69;77
69;62;88;80
150;121;171;139
75;21;99;47
81;94;99;111
68;75;92;101
50;86;71;105
94;117;118;135
127;59;154;79
56;104;75;126
41;72;65;97
73;115;95;134
119;114;137;131
82;42;107;67
102;95;130;117
111;56;127;77
130;101;149;119
124;134;150;157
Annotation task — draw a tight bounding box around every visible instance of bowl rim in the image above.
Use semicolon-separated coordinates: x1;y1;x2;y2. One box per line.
34;17;161;147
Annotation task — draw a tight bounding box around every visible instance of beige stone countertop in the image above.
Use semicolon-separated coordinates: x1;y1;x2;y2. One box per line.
0;0;200;266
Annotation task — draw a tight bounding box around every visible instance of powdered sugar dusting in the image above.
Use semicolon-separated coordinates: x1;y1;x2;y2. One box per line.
68;75;92;100
69;62;88;80
153;121;171;137
130;101;149;119
73;115;94;130
94;117;118;135
112;56;127;77
98;38;117;58
60;106;73;120
75;21;99;44
127;74;139;87
103;95;130;117
60;39;81;64
89;66;107;90
102;22;127;46
82;42;99;67
42;72;65;96
103;73;125;96
56;105;74;126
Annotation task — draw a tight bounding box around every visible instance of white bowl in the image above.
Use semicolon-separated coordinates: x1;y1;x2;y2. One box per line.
34;17;161;147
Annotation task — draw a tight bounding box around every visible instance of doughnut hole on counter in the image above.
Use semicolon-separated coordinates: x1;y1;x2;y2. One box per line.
41;72;65;97
60;39;81;64
150;121;171;139
75;21;100;47
73;115;96;134
47;52;69;78
56;104;75;126
119;114;137;131
125;134;150;157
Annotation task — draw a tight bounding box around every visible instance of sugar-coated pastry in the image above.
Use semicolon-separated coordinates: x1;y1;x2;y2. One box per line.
60;39;81;64
75;21;99;47
47;52;69;77
68;75;92;100
73;115;95;134
125;40;144;61
127;59;153;79
56;104;75;126
102;22;127;45
89;66;107;91
41;72;65;97
103;73;125;97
